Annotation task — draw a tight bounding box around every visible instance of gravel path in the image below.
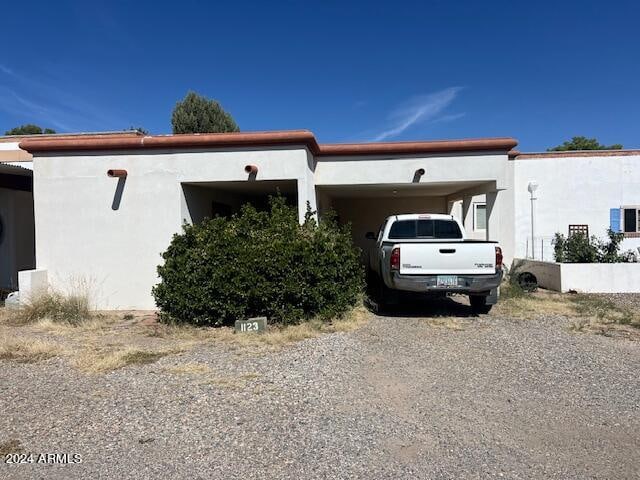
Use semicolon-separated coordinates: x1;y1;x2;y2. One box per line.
594;293;640;311
2;300;640;479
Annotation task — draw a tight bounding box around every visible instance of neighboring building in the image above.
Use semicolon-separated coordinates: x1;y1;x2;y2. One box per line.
10;130;640;309
0;159;34;294
0;131;142;295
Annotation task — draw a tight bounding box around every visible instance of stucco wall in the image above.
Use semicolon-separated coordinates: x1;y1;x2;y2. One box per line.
515;259;640;293
331;196;448;254
315;152;509;189
33;146;312;309
560;263;640;293
513;155;640;260
450;194;487;240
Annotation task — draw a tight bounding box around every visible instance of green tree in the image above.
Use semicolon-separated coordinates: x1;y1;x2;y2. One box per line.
5;124;56;135
548;136;622;151
171;91;239;134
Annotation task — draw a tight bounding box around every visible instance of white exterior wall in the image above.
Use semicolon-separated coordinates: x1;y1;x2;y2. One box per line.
450;194;488;240
315;152;509;189
316;151;513;261
33;146;313;309
513;155;640;260
515;259;640;293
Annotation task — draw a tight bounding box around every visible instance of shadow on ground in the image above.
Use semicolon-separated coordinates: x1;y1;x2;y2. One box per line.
366;294;479;318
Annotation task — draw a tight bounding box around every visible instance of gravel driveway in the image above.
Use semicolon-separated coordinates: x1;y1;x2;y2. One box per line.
2;299;639;479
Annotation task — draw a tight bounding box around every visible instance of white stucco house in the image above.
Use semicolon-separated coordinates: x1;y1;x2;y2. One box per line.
5;130;640;308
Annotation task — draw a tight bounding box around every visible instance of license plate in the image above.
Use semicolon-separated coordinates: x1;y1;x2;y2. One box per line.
436;275;458;287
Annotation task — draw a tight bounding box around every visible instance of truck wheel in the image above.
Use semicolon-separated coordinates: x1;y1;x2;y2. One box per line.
470;295;492;314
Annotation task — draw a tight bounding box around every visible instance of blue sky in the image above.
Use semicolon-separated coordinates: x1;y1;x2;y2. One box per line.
1;0;638;151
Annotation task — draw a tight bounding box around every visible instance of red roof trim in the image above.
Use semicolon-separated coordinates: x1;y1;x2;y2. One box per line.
317;137;517;156
19;130;518;157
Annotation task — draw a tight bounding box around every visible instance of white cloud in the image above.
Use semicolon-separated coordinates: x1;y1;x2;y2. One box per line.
0;64;14;75
371;87;463;142
0;64;126;132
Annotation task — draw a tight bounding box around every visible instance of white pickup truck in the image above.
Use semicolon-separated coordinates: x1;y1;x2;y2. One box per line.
366;214;503;313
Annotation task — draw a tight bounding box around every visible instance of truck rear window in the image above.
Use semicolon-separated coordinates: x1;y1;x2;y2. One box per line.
388;219;462;239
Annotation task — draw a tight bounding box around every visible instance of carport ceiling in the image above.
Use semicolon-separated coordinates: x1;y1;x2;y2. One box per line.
183;180;297;195
318;181;492;198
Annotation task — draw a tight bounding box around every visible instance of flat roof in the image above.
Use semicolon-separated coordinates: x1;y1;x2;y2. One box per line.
1;131;143;162
18;130;519;157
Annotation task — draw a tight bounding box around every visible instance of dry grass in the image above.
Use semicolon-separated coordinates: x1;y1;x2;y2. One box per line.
166;362;212;375
73;345;182;374
424;317;468;331
495;281;640;337
0;337;62;363
495;287;576;318
2;285;94;326
31;316;121;336
0;304;369;373
144;304;370;351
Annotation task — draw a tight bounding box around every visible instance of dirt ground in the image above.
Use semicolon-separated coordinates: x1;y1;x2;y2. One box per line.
1;293;639;479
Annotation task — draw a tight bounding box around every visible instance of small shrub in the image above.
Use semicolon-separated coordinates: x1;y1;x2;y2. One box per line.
152;196;364;326
11;289;92;325
553;229;631;263
552;233;565;263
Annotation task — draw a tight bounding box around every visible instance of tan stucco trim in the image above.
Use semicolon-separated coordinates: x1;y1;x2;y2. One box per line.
0;150;32;161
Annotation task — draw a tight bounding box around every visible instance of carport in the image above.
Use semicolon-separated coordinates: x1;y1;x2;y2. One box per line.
316;180;498;254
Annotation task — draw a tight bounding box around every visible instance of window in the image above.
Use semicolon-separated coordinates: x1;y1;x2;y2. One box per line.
473;203;487;231
389;220;416;239
568;224;589;237
623;207;639;233
388;219;462;239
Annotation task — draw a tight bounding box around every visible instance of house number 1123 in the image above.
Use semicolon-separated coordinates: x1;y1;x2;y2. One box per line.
234;317;267;334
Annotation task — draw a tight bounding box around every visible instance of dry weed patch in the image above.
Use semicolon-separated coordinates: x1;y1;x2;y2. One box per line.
0;439;23;455
424;317;467;331
166;362;212;375
73;346;182;373
0;337;62;363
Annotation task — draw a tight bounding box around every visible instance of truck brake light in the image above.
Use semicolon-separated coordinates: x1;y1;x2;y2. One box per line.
495;246;503;268
390;247;400;271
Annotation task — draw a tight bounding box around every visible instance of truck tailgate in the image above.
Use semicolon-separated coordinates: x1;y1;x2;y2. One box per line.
398;242;496;275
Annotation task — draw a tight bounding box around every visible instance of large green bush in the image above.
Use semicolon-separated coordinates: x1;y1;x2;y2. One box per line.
152;197;364;326
553;229;634;263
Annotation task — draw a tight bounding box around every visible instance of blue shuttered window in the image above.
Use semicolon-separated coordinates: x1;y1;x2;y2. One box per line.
610;208;621;233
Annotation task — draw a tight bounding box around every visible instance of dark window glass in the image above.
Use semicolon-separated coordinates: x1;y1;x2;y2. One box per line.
416;220;435;237
624;208;638;233
435;220;462;239
388;219;462;239
389;220;416;239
